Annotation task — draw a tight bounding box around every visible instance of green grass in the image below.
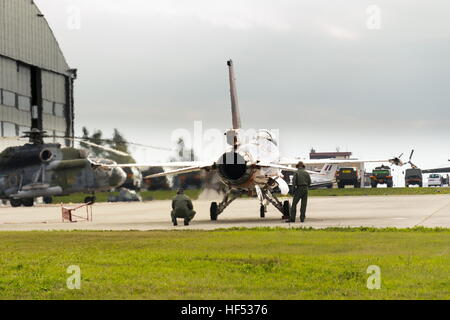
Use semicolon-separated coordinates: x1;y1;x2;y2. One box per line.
0;228;448;300
53;187;450;204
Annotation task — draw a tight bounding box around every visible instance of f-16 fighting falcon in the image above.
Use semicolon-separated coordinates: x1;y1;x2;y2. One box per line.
107;60;403;221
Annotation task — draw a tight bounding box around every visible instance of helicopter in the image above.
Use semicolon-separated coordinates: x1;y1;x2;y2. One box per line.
0;110;133;207
0;128;129;207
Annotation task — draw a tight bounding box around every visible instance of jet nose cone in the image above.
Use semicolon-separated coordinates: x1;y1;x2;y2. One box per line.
109;167;127;188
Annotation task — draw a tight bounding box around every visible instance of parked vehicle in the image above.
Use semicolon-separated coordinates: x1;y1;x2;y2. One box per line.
335;167;360;188
428;174;443;187
370;165;393;188
405;168;423;187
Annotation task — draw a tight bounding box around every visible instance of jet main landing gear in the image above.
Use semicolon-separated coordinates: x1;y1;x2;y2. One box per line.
259;188;290;220
210;189;241;221
84;195;96;204
260;204;267;218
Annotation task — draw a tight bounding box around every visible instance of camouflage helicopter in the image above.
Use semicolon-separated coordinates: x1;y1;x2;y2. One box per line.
0;125;129;207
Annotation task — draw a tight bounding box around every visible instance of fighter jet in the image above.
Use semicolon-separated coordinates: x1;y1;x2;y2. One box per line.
107;60;402;220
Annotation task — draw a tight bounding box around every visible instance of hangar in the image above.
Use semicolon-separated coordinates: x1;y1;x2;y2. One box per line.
0;0;76;150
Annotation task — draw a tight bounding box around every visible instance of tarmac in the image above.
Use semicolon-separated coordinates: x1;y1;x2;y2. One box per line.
0;194;449;231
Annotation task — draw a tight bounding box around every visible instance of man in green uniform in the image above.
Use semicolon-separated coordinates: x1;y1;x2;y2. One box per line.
289;161;312;223
171;188;196;226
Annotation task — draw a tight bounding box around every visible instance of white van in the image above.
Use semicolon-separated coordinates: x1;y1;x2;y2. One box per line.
428;174;443;187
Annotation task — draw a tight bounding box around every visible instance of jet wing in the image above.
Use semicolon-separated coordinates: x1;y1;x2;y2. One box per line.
280;157;404;166
254;163;298;172
256;162;338;180
101;161;212;169
144;164;214;179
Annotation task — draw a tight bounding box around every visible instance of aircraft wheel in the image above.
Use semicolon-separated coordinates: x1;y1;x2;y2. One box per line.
10;199;22;207
43;196;53;204
84;196;96;204
210;202;218;221
260;205;265;218
22;198;34;207
283;200;290;218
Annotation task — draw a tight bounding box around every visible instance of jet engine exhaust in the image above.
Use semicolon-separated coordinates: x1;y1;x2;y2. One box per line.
217;152;252;185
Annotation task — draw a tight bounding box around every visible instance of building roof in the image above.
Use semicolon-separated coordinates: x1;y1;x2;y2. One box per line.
0;0;71;75
310;152;353;159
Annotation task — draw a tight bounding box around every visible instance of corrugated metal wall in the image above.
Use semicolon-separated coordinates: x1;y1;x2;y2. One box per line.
41;70;67;133
0;57;31;128
0;0;73;149
42;70;66;103
0;58;30;95
0;0;70;75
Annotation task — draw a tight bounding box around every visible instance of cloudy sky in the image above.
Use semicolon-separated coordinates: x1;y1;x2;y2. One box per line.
35;0;450;168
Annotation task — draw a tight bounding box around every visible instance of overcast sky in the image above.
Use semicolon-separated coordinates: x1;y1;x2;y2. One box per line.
35;0;450;168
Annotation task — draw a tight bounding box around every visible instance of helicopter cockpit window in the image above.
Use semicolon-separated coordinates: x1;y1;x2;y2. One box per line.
0;176;6;188
8;174;18;188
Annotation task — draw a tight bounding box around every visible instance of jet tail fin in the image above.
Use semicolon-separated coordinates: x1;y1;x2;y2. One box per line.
227;60;242;130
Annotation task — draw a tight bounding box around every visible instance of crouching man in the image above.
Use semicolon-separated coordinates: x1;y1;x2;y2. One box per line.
171;188;196;226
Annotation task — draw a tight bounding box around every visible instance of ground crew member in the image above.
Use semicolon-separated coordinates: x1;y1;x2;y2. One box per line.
289;161;311;223
171;188;196;226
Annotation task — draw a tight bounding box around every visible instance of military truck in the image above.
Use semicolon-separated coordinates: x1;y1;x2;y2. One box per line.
370;165;393;188
405;168;423;187
335;167;360;188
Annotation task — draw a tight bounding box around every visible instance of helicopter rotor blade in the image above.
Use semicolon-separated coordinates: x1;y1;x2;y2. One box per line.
51;136;130;157
69;137;131;157
54;136;173;152
409;149;415;162
0;136;24;141
2;133;172;157
120;141;173;152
